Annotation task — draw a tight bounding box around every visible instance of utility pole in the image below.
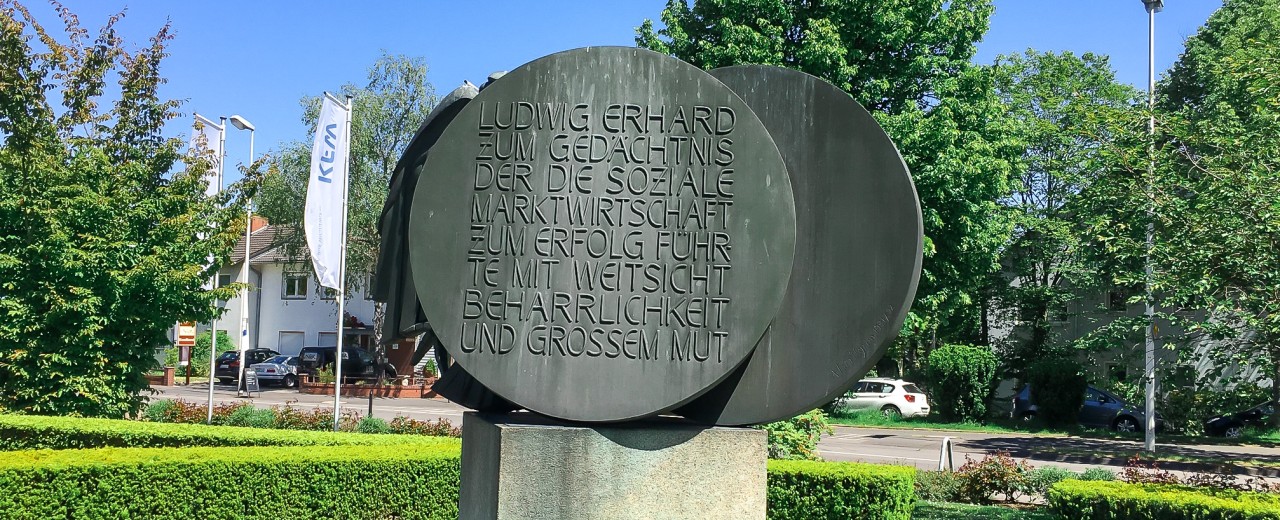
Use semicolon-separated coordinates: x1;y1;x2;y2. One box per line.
1141;0;1163;453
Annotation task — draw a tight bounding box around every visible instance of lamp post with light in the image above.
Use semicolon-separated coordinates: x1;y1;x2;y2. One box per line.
1141;0;1162;453
229;114;255;398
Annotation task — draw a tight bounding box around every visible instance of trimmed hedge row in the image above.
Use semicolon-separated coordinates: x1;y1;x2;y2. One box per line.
1;414;916;520
767;459;916;520
0;444;461;520
1048;480;1280;520
0;413;449;450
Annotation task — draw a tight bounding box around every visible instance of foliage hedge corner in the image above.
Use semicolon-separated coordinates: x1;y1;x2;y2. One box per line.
0;413;457;450
0;445;461;520
1048;479;1280;520
767;459;916;520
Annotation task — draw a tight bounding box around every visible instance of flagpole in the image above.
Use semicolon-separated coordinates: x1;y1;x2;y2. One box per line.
332;94;353;431
207;115;227;424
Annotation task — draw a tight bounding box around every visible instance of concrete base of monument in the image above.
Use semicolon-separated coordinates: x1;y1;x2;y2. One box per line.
459;412;767;520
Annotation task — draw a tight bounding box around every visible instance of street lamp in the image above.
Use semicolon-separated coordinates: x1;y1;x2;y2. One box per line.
1141;0;1162;453
229;114;255;398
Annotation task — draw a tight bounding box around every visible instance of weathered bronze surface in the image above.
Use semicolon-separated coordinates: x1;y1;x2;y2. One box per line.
678;66;923;425
375;82;478;343
408;47;797;422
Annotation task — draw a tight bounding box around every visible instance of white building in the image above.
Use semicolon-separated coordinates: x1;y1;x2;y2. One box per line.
210;219;376;356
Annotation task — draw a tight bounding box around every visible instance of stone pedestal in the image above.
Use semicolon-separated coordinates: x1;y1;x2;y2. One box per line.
459;412;766;520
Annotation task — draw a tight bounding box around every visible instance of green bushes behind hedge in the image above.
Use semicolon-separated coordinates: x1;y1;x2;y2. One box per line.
0;413;453;450
0;444;461;520
1048;480;1280;520
767;459;916;520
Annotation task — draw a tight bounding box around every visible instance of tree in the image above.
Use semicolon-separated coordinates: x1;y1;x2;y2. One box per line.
638;0;1019;370
0;3;249;417
1155;0;1280;425
255;53;437;340
988;50;1139;375
1087;0;1280;426
926;344;998;422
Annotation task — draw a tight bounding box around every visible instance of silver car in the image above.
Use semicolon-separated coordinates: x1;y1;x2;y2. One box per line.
250;355;299;388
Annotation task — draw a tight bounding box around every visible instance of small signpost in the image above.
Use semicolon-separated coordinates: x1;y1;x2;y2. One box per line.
243;370;260;396
176;322;196;385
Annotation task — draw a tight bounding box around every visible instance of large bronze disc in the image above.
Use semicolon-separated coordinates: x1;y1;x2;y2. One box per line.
679;65;923;425
409;48;796;422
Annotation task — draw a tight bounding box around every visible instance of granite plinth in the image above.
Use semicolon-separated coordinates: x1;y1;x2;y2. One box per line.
459;412;766;520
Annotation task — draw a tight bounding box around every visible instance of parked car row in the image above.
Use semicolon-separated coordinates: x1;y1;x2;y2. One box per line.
1012;384;1164;432
212;346;396;387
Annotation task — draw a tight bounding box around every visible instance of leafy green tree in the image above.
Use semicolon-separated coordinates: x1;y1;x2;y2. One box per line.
0;3;249;417
639;0;1019;368
988;50;1139;374
1155;0;1280;425
926;344;998;422
255;53;436;344
257;53;436;288
1084;0;1280;427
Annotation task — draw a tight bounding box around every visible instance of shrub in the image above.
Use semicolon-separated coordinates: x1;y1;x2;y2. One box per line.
756;409;833;460
1026;357;1087;427
1020;466;1077;497
389;416;462;437
956;452;1031;504
357;416;391;434
767;460;915;520
0;444;461;519
143;399;178;422
1081;467;1117;481
224;405;277;429
1048;480;1280;520
0;413;449;450
926;344;998;422
915;470;963;502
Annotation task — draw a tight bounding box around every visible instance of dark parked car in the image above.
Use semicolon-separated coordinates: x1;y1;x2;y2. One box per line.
1204;402;1274;438
1013;385;1164;432
297;346;395;382
214;348;280;384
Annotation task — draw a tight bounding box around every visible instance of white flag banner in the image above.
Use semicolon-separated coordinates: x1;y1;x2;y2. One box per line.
190;113;224;197
305;93;351;289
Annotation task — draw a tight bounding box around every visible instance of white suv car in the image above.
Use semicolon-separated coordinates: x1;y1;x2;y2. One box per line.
835;378;931;419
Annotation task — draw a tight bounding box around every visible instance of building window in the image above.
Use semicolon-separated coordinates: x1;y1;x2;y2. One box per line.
1107;290;1127;312
319;284;338;300
217;274;232;288
365;275;376;300
318;331;337;347
1108;364;1129;383
282;273;308;300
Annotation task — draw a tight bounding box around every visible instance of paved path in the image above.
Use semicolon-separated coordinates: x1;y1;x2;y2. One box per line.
155;384;1278;474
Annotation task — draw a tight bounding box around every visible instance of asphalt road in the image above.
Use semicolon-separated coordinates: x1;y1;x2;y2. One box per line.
155;383;1277;474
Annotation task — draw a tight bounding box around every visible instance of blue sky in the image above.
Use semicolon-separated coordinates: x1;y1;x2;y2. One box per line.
38;1;1222;182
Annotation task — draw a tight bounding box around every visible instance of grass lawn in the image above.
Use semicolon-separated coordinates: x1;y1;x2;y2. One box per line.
913;501;1054;520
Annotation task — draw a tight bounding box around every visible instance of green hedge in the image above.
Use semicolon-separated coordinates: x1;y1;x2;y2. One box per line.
767;459;916;520
0;444;460;520
1048;480;1280;520
1;414;915;520
0;413;451;450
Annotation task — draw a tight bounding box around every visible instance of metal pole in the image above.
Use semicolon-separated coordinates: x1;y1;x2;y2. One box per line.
333;95;353;431
238;129;255;398
207;116;227;424
1143;0;1159;453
